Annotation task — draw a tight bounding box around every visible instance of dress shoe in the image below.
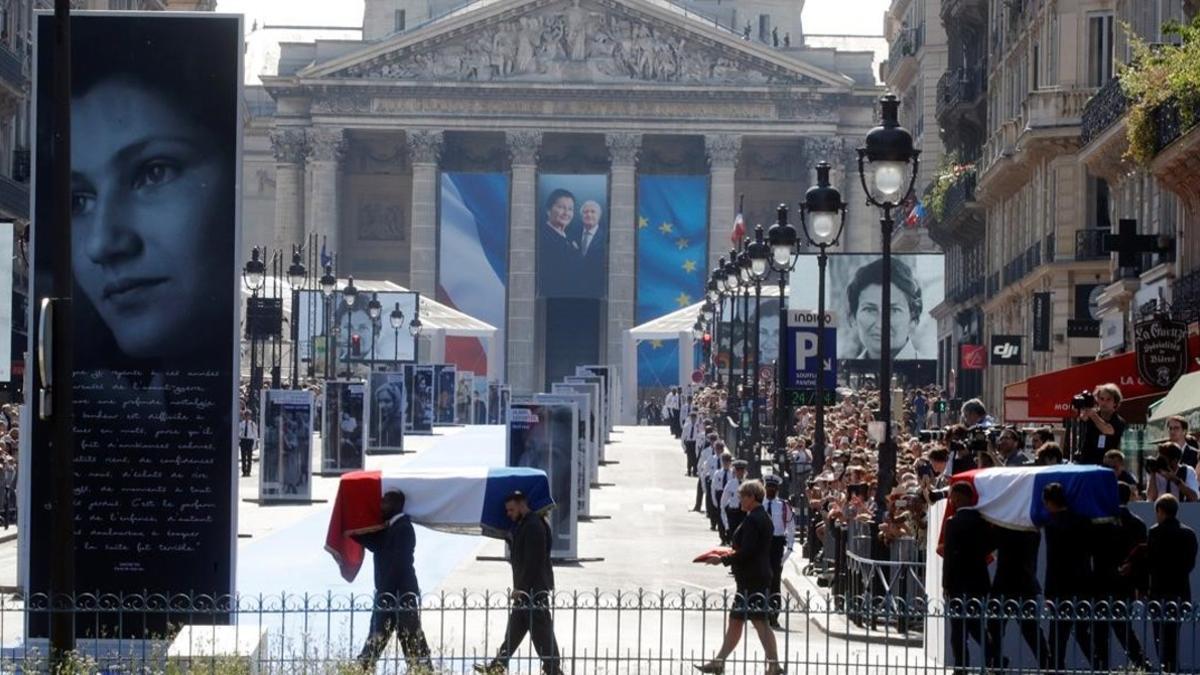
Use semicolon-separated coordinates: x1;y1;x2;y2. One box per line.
694;661;724;674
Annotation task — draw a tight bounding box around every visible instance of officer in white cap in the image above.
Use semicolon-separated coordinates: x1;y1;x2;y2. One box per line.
762;474;795;629
720;459;749;537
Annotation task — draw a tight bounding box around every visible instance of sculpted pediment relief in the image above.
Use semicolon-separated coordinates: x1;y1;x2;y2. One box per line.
327;0;827;86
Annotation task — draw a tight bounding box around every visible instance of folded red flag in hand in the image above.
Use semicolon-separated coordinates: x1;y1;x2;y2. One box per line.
693;546;734;563
324;470;384;582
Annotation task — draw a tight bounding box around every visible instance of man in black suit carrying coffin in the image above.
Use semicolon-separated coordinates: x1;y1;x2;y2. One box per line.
476;491;564;675
1147;493;1198;673
942;482;994;673
352;490;432;672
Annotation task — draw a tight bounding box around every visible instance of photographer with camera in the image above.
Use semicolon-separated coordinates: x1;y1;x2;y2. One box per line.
1146;442;1198;503
1072;383;1127;465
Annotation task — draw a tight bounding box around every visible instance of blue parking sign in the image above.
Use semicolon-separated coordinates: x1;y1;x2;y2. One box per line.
786;325;837;390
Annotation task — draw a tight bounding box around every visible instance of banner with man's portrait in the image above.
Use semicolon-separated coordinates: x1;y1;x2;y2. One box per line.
367;371;405;453
472;376;490;424
456;370;474;424
23;13;241;636
537;174;608;386
567;373;608;461
553;380;599;487
259;389;314;501
545;389;593;518
323;381;366;473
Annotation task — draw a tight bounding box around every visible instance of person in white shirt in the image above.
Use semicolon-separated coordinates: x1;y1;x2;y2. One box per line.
238;409;258;478
711;450;734;542
762;475;795;629
664;388;681;438
695;430;715;513
720;459;749;541
681;413;697;476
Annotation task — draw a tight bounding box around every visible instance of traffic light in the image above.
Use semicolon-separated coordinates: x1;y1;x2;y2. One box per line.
934;399;948;414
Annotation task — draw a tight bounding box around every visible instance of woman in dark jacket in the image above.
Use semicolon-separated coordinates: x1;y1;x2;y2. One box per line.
698;480;784;675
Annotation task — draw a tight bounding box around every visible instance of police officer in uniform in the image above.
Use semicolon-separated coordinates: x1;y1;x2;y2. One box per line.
721;459;749;543
763;474;794;629
711;451;734;542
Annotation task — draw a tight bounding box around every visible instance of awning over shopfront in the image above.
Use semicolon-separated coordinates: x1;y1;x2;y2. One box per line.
1149;371;1200;423
1004;333;1200;424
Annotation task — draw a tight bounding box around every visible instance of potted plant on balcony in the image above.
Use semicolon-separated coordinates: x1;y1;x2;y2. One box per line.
926;153;976;220
1120;14;1200;164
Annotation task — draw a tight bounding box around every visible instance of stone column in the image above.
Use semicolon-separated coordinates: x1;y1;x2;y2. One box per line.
305;128;346;259
605;133;641;392
406;130;443;297
506;130;543;395
706;134;742;272
269;128;307;254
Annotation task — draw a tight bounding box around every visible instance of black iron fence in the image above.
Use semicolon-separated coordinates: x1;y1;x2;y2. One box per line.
1080;76;1129;147
2;590;1198;673
1154;95;1200;154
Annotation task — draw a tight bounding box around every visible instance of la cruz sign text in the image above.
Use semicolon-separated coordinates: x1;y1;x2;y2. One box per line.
1135;315;1189;389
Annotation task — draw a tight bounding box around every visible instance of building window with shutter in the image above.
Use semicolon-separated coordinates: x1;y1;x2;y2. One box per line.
1087;12;1114;86
395;9;406;32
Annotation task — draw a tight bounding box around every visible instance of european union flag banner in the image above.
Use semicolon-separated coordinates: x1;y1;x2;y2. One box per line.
636;175;709;387
439;172;510;374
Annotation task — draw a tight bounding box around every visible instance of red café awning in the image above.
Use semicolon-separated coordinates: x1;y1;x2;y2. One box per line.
1005;333;1200;423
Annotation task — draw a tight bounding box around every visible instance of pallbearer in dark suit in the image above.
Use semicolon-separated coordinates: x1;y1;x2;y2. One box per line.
1041;481;1103;672
1099;483;1149;670
476;491;564;675
1147;493;1198;673
942;482;993;672
699;480;784;675
986;526;1050;671
351;491;432;672
762;475;794;629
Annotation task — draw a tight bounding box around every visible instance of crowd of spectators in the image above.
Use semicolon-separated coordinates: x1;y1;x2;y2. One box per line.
0;403;20;529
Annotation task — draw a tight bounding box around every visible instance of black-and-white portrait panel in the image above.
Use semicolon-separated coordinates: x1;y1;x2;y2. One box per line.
829;254;943;361
24;13;242;635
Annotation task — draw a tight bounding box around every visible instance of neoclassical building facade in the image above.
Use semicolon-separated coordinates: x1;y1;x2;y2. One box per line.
246;0;884;395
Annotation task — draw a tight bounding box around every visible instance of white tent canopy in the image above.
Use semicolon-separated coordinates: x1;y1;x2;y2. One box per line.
621;284;788;423
241;277;500;380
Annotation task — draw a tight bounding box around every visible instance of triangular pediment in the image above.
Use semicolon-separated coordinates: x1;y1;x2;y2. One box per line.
300;0;852;88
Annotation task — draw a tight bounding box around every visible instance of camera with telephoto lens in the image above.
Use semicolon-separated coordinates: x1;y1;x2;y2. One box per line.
1145;456;1165;474
1072;390;1096;410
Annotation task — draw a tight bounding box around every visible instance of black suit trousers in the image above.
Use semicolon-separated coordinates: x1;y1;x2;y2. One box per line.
357;592;431;671
769;537;786;619
493;599;563;675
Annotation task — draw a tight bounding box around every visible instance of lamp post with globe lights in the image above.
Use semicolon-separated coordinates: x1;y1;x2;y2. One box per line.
389;302;405;363
799;161;848;476
767;205;799;461
856;94;920;519
287;246;307;387
367;292;383;364
341;276;359;376
243;247;267;414
319;263;337;378
746;225;771;474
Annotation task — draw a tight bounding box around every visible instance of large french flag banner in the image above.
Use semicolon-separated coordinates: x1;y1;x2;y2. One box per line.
325;467;553;582
438;172;510;375
950;465;1119;531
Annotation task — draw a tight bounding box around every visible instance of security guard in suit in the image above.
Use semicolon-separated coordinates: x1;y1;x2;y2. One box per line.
762;475;794;629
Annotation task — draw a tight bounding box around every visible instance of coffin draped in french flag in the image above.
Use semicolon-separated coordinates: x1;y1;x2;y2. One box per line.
324;467;554;582
949;464;1120;531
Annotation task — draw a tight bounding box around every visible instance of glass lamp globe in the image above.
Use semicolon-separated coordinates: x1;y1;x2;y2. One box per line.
873;161;906;197
811;212;838;244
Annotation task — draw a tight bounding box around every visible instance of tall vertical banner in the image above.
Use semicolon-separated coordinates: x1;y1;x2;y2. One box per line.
536;174;608;387
635;176;709;388
553;381;599;487
456;371;474;424
259;390;314;500
438;172;509;375
567;373;607;461
546;389;594;517
488;381;502;424
410;365;435;433
508;398;579;559
433;364;456;425
324;381;366;473
1033;292;1052;352
367;371;406;452
472;376;490;424
22;14;241;636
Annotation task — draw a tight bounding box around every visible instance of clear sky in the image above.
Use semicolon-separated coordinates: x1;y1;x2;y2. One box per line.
217;0;893;82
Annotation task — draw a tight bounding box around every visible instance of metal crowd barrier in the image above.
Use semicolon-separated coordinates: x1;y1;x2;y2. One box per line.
1;591;1197;673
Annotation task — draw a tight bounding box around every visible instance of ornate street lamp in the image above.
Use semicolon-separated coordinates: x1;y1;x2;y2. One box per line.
409;297;424;338
319;263;337;379
723;253;741;411
341;276;358;375
799;161;847;476
767;204;800;472
857;93;920;519
389;302;405;363
746;225;771;475
243;246;266;293
367;292;382;364
243;247;267;414
287;246;307;290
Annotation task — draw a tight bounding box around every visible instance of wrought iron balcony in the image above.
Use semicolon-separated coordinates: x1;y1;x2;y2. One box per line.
884;27;921;81
1153;96;1200;154
1080;77;1128;147
941;0;987;26
1074;228;1109;261
936;67;986;123
1177;266;1200;327
941;170;977;222
1043;233;1056;264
